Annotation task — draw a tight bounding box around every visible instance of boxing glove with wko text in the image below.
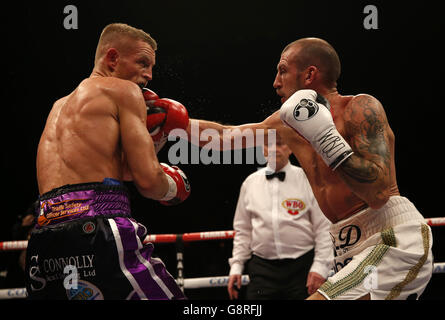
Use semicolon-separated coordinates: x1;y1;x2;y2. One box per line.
280;89;353;170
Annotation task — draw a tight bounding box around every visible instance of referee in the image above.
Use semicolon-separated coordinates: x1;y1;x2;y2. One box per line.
227;137;333;300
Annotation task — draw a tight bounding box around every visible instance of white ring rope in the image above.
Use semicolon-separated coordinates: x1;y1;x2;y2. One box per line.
1;262;445;300
0;218;443;299
0;275;251;299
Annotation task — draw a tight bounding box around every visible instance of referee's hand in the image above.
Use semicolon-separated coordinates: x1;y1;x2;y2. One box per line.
306;271;326;295
228;274;242;300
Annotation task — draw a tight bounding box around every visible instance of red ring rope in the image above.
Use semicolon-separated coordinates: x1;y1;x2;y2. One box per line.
0;217;443;251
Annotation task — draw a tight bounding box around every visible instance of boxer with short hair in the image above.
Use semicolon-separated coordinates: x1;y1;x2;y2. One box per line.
188;37;433;300
25;23;189;300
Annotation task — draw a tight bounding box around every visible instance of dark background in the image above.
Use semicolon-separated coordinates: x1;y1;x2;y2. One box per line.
1;1;444;300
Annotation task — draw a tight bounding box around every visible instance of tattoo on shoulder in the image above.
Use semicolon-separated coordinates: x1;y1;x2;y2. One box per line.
341;95;391;183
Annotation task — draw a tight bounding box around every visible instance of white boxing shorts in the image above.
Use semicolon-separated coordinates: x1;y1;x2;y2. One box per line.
318;196;433;300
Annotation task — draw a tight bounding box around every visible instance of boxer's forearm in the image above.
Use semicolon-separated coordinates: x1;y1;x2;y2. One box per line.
336;154;391;209
186;119;272;150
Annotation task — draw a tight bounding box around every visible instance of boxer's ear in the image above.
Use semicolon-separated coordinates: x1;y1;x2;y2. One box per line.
105;48;119;71
303;65;319;86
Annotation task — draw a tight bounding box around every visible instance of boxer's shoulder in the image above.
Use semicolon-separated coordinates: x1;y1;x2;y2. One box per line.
343;94;388;125
53;95;69;109
346;94;384;112
74;77;143;112
75;77;139;100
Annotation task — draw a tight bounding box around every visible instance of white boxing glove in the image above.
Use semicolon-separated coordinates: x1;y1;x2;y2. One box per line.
280;89;353;170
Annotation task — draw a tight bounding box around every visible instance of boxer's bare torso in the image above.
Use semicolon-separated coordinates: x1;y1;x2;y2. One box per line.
263;92;400;223
37;77;136;195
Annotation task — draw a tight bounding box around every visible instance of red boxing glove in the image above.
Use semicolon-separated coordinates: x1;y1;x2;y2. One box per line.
143;88;164;137
142;87;160;102
143;88;189;154
159;163;191;206
146;98;189;140
143;88;167;153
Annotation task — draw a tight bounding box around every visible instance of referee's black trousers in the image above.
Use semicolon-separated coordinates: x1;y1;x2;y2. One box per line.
245;249;314;300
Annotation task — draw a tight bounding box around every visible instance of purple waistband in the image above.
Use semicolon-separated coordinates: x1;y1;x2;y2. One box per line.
37;181;131;228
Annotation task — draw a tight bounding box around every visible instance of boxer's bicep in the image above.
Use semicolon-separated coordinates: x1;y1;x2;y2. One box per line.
117;85;167;197
119;97;155;171
340;95;391;183
336;95;392;208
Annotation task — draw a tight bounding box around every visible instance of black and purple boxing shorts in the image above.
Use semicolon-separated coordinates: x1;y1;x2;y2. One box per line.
24;178;185;300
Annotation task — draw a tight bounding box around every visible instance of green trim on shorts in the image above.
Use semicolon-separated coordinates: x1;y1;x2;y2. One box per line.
381;227;397;247
319;227;396;299
385;224;430;300
319;244;389;299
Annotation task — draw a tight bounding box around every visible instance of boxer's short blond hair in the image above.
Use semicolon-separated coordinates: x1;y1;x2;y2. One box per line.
94;23;157;64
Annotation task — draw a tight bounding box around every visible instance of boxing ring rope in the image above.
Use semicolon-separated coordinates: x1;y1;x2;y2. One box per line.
0;217;444;299
0;230;237;251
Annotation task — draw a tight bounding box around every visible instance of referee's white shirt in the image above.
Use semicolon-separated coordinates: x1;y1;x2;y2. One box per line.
228;162;333;278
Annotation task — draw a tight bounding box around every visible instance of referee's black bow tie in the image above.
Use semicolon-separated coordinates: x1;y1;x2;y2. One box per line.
265;171;285;181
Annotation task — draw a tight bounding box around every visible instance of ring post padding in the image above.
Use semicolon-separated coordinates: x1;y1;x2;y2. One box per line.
176;234;185;292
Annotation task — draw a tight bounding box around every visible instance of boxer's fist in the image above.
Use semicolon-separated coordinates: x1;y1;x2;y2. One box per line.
143;88;164;137
142;87;160;102
143;88;189;154
146;98;189;139
280;89;353;170
159;163;191;206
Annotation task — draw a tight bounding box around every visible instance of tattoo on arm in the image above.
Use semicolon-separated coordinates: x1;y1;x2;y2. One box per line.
341;156;379;183
340;95;391;184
